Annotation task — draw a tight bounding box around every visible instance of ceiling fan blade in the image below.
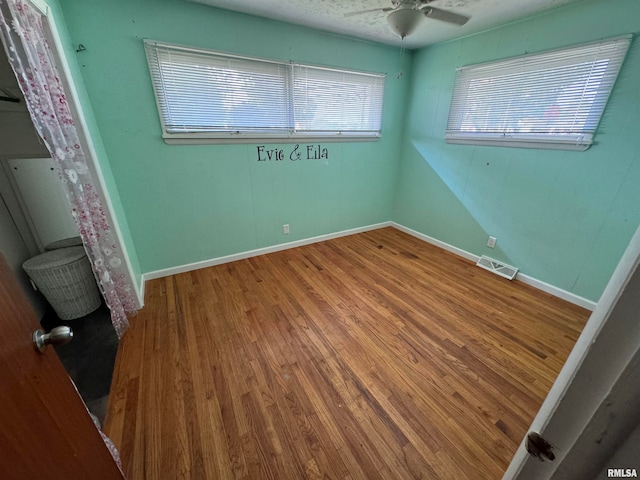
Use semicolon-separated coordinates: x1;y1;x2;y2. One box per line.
422;6;469;26
344;7;392;18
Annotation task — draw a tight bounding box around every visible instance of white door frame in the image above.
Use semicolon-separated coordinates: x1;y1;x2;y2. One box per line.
505;222;640;478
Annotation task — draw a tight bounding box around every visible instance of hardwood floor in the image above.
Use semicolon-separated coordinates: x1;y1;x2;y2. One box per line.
104;227;589;479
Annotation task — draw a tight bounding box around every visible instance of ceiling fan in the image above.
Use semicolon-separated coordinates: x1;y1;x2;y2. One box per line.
347;0;470;39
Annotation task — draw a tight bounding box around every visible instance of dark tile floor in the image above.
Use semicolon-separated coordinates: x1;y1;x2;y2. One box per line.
40;303;118;424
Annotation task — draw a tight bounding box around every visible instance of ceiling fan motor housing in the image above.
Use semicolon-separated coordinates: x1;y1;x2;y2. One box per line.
387;2;424;38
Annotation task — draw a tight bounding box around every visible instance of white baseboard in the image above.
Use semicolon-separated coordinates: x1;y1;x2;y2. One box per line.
514;273;596;311
142;221;392;282
138;277;145;307
391;222;479;263
140;220;596;312
391;222;597;311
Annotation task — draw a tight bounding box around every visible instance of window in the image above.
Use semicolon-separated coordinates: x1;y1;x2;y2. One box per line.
143;40;386;143
445;36;631;151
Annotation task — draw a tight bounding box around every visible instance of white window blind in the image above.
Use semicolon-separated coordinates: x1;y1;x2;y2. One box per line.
144;40;385;143
293;65;384;135
446;36;631;151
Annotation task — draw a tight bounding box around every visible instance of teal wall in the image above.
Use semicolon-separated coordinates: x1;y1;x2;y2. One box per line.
46;0;143;293
57;0;410;273
56;0;640;303
393;0;640;302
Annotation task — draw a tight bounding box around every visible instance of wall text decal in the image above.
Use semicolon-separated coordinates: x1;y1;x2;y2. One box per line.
257;144;329;162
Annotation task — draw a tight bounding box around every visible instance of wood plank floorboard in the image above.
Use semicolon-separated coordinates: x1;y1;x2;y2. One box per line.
104;227;589;479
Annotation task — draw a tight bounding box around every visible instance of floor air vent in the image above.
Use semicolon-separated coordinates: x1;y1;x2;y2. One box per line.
476;256;518;280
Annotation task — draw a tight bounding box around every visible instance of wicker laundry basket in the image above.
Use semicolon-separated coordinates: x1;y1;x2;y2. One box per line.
45;236;83;251
23;246;102;320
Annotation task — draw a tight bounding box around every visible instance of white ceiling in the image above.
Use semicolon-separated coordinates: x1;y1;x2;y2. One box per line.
187;0;583;49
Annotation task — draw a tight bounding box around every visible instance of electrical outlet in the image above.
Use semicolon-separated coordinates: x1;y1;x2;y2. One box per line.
283;224;290;235
487;236;497;248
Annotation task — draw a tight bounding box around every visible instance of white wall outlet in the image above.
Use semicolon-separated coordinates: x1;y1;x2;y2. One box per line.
283;224;290;235
487;236;497;248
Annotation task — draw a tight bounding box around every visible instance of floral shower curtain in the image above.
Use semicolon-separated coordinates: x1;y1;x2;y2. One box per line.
0;0;138;337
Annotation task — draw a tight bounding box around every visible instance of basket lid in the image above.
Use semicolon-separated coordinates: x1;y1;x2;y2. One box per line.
44;236;83;251
23;246;88;271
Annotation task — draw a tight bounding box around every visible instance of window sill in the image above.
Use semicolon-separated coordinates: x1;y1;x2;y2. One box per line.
445;136;592;151
162;133;381;145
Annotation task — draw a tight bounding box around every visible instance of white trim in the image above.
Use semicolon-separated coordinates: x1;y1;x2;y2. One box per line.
445;137;591;151
143;39;385;142
143;222;392;281
391;222;597;311
142;219;596;311
446;36;631;152
138;276;145;305
42;7;144;308
391;222;479;262
164;135;380;145
28;0;48;15
515;272;596;311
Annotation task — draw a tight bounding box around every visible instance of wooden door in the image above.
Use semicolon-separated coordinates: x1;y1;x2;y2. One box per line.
0;254;124;480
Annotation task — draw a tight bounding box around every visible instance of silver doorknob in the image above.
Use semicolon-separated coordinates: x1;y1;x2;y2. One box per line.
33;326;74;353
